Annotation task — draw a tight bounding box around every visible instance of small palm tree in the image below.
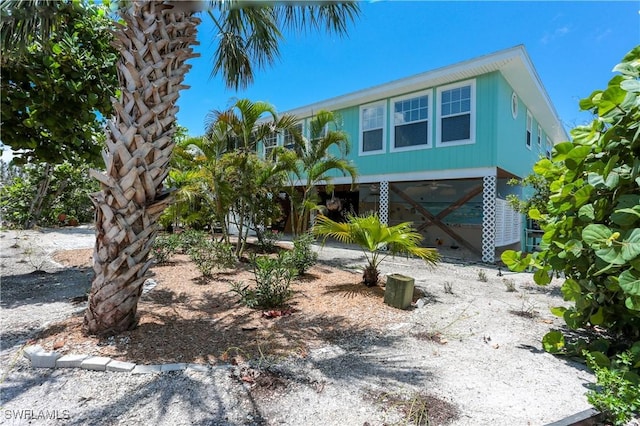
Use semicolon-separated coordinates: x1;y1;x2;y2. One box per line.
313;213;440;286
273;110;358;235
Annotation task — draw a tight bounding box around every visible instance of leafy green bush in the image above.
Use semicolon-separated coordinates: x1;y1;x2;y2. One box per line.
501;47;640;420
288;232;318;275
231;252;295;308
152;234;181;264
188;239;236;277
0;166;33;227
256;229;280;253
0;161;97;228
502;47;640;350
178;229;207;253
585;348;640;425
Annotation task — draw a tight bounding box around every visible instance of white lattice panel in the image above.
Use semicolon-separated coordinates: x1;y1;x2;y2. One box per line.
379;181;389;225
378;181;389;251
482;175;497;263
494;198;521;247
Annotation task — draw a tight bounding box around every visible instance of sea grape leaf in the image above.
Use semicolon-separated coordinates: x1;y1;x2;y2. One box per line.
619;269;640;296
542;331;565;353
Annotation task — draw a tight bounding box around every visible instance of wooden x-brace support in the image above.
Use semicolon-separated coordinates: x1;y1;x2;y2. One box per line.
388;183;483;257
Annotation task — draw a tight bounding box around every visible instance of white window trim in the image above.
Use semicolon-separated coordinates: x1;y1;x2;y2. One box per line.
546;136;552;159
525;110;533;150
436;79;476;148
283;122;304;150
359;101;387;156
389;89;432;153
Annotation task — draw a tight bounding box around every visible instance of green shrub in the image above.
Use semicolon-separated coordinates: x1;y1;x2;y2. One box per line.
178;229;207;253
188;239;236;277
288;232;318;275
0;170;32;227
152;233;181;264
256;229;280;253
0;160;97;228
231;252;295;308
501;47;640;353
500;47;640;425
585;348;640;425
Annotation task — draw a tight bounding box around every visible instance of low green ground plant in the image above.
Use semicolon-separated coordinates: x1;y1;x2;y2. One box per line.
503;278;516;292
256;229;280;253
152;234;181;264
188;238;236;277
178;229;207;253
313;213;439;286
585;348;640;425
288;232;318;275
231;252;295;308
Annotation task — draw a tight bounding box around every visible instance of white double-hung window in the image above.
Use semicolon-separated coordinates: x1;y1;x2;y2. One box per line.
283;123;303;151
263;131;278;158
359;102;386;154
391;91;430;151
436;80;475;146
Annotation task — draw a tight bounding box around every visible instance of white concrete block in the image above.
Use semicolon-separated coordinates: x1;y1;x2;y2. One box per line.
31;352;61;368
22;345;44;361
161;363;187;372
186;364;210;372
131;364;162;374
80;356;112;371
56;354;89;368
106;360;136;372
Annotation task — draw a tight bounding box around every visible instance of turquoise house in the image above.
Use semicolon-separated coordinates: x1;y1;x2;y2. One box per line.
261;46;568;262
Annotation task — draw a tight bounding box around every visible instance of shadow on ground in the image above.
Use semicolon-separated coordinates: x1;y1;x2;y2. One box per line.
1;366;266;426
0;268;91;309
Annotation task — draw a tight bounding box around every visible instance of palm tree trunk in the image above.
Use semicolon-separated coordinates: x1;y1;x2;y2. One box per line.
84;0;200;335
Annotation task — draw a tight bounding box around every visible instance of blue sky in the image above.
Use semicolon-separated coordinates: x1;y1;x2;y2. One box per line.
176;0;639;138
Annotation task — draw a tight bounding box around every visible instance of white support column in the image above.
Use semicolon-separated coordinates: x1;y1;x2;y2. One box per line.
379;181;389;225
482;174;497;263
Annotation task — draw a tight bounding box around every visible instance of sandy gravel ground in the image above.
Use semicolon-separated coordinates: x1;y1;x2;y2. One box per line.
0;227;595;426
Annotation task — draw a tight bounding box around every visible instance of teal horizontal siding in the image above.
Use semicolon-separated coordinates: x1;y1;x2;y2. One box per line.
332;74;498;178
495;74;547;178
277;72;557;182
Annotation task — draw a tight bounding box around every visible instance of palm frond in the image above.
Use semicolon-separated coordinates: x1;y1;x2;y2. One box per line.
0;0;60;55
273;2;360;36
206;1;359;89
307;157;357;186
312;214;355;245
209;4;281;89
